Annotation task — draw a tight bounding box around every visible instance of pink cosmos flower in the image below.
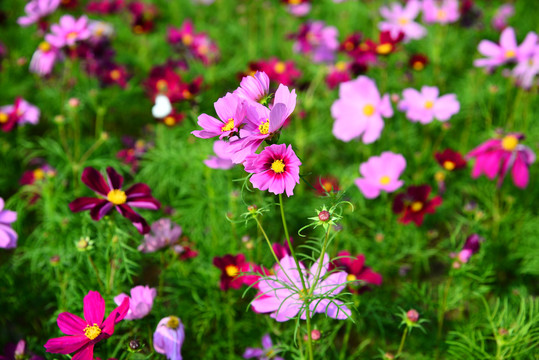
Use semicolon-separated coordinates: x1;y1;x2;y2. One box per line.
354;152;406;199
422;0;459;24
284;0;311;17
243;334;284;360
234;71;270;105
513;48;539;89
0;198;17;249
251;255;351;322
379;0;426;41
68;167;161;234
0;98;40;132
17;0;60;27
45;15;91;48
291;21;339;63
204;140;235;170
492;4;514;31
474;27;538;69
451;234;483;268
192;93;246;140
398;86;460;124
244;144;301;197
331;76;393;143
153;316;185;360
1;339;44;360
466;133;536;189
44;291;129;360
114;285;156;320
139;218;182;252
30;41;60;76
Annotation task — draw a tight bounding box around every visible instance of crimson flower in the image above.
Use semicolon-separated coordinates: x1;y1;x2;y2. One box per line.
435;149;467;171
44;291;129;360
330;251;382;294
213;254;251;291
392;185;442;226
69;167;160;234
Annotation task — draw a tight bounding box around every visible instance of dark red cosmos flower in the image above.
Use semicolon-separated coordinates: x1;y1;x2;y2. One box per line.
435;149;467;171
213;254;251;291
242;58;302;86
313;175;340;195
144;65;201;103
409;54;429;71
127;2;158;34
375;30;405;55
160;111;185;127
69;167;160;234
326;61;351;89
330;251;382;293
392;185;442;226
86;0;125;14
339;32;363;55
98;63;129;88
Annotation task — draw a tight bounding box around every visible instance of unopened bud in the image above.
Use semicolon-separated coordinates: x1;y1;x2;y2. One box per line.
129;339;140;350
318;210;330;222
407;309;419;323
247;205;257;213
50;255;60;265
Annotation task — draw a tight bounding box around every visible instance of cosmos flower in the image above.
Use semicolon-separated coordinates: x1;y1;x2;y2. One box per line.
243;334;284;360
451;234;483;268
204;140;235;170
213;253;249;291
114;285;156;320
313;175;340;195
330;251;383;294
0;339;44;360
291;21;339;63
0;198;17;249
17;0;60;27
98;63;129;88
379;0;426;42
251;255;351;322
44;291;129;360
86;0;125;14
326;61;351;89
128;1;158;34
0;98;40;132
153;316;185;360
434;149;467;171
392;185;442;226
45;15;91;48
168;20;220;65
374;31;405;56
234;71;270;105
243;58;302;86
422;0;460;24
492;4;514;31
398;86;460;124
29;41;60;76
466;133;536;188
244;144;301;197
355;152;406;199
138;218;182;252
144;64;201;103
69;167;161;234
192;92;246;140
409;54;429;71
513;49;539;89
331;76;393;143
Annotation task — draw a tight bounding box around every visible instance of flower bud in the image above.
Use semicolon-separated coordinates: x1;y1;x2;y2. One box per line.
318;210;330;222
407;309;419;323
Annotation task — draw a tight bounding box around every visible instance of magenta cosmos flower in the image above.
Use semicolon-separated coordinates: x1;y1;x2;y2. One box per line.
204;140;235;170
330;251;383;294
0;198;17;249
355;152;406;199
17;0;60;27
379;0;426;42
114;285;156;320
292;21;339;63
331;76;393;143
252;255;351;322
398;86;460;124
451;234;483;268
392;185;442;226
466;133;536;189
44;291;129;360
0;98;40;132
192;93;246;140
234;71;270;105
30;41;60;76
45;15;91;48
139;218;182;252
474;27;538;69
422;0;459;24
153;316;185;360
243;334;284;360
69;167;161;234
244;144;301;197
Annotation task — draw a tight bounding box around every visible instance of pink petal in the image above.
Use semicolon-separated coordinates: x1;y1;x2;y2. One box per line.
83;291;105;325
57;312;86;336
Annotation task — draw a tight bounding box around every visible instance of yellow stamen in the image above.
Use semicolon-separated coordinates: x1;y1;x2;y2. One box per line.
437;9;447;20
413;61;424;71
344;41;354;51
66;31;78;40
346;274;357;282
107;189;127;205
0;113;7;124
363;104;375;116
274;61;286;74
33;168;45;180
271;159;285;174
182;34;193;46
110;69;121;80
425;100;434;109
335;61;347;72
198;44;209;55
258;119;270;134
398;18;408;25
411;201;423;212
443;161;455;171
39;41;51;52
505;50;516;58
501;135;518;151
84;324;101;340
164;116;176;126
221;118;235;132
156;79;168;91
182;89;192;99
289;0;301;5
167;316;180;329
322;182;333;192
376;43;393;55
225;265;239;277
379;175;391;185
133;25;144;34
435;171;446;182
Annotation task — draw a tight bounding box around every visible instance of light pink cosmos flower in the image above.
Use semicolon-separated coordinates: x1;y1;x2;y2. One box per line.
0;98;40;132
45;15;91;48
398;86;460;124
287;3;311;17
153;316;185;360
422;0;459;24
0;198;17;249
379;0;426;41
467;133;536;189
513;48;539;89
192;92;246;140
474;27;538;69
17;0;60;27
30;41;59;76
233;71;270;105
251;255;351;322
292;21;339;63
204;140;235;170
139;218;182;253
492;4;514;31
355;152;406;199
114;285;156;320
331;76;393;143
244;144;301;197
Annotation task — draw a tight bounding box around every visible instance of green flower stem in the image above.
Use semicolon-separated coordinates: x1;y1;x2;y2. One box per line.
437;275;453;342
396;326;409;357
88;254;105;291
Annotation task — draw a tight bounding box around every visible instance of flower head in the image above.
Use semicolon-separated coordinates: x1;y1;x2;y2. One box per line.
379;0;426;42
139;218;182;252
0;98;40;132
45;15;91;48
355;152;406;199
114;285;156;320
291;21;339;63
17;0;60;27
213;253;250;291
153;316;185;360
234;71;271;105
451;234;484;267
44;291;129;359
243;334;284;360
422;0;460;24
398;86;460;124
30;41;60;76
392;185;442;226
204;140;235;170
434;149;467;171
192;93;246;140
0;198;17;249
409;54;429;71
492;4;514;31
330;251;382;294
69;167;161;234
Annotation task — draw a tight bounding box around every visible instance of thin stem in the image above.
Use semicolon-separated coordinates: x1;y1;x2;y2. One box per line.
305;310;314;360
437;276;453;340
396;327;408;357
339;321;352;360
308;228;331;298
88;255;105;290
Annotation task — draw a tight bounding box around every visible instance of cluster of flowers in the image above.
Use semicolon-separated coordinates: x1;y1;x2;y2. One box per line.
240;58;302;87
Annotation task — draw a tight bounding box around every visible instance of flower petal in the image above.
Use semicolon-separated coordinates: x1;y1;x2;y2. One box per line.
81;167;110;196
83;291;105;326
57;312;86;336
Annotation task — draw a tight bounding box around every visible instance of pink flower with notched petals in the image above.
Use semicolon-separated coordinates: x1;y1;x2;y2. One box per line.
45;15;91;48
30;41;60;76
244;144;301;197
513;48;539;89
44;290;129;360
422;0;459;24
0;98;40;132
466;133;535;189
0;198;17;249
234;71;270;105
474;27;538;69
204;140;235;170
398;86;460;124
68;167;161;234
17;0;60;27
355;152;406;199
114;285;156;320
191;93;246;140
331;76;393;143
292;21;339;63
379;0;426;42
139;218;182;252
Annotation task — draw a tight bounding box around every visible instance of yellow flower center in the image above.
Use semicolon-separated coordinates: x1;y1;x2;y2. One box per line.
501;135;518;151
167;316;180;329
33;168;45;180
443;161;455;171
413;61;424;71
110;69;121;80
437;9;447;20
164;116;176;126
0;112;7;123
346;274;357;282
84;324;101;340
39;41;51;52
107;189;127;205
322;181;333;192
411;201;423;212
505;50;516;58
198;44;209;55
182;34;193;46
289;0;301;4
274;61;286;74
425;100;434;109
344;41;354;51
379;175;391;185
435;171;446;182
398;18;408;25
259;119;270;134
335;61;347;71
363;104;375;116
225;265;239;277
376;43;393;55
156;79;168;91
221;118;235;132
133;25;144;34
359;42;368;51
67;31;78;40
182;89;192;99
271;159;285;174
